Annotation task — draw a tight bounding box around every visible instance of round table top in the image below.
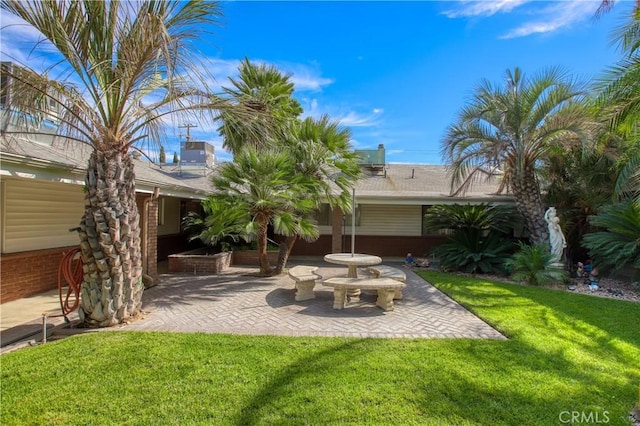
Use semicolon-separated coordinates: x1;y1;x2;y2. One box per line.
323;253;382;266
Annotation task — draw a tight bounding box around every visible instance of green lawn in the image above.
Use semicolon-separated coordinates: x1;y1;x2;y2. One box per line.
1;272;639;425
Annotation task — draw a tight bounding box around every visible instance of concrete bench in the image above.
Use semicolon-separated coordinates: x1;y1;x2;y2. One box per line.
288;265;322;301
322;277;406;311
368;265;406;300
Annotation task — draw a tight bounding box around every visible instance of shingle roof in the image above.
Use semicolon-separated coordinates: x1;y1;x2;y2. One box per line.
0;136;214;198
353;164;511;204
1;136;512;204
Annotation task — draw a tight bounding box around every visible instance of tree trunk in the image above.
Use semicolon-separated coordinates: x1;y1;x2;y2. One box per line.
78;149;143;327
274;235;297;275
256;214;273;275
510;166;549;246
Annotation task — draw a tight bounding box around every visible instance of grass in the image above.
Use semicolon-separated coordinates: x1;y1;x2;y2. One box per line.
1;272;639;425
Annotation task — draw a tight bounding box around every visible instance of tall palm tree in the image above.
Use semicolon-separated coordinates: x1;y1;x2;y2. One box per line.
0;0;242;326
442;67;590;245
218;58;302;155
215;60;361;274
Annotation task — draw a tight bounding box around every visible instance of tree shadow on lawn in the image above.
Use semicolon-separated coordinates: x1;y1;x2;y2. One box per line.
417;272;640;422
408;338;636;425
235;338;382;425
420;272;640;356
232;331;638;425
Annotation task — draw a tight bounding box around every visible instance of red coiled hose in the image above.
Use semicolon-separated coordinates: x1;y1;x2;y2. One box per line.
57;248;83;321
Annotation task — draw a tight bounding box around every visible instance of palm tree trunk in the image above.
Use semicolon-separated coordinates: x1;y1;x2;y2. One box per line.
511;167;549;245
274;235;297;275
256;214;273;275
78;149;143;326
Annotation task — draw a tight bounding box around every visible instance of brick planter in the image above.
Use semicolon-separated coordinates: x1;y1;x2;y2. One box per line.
232;250;279;266
168;249;232;275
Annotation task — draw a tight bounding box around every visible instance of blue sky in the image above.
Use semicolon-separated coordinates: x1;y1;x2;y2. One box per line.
1;1;636;164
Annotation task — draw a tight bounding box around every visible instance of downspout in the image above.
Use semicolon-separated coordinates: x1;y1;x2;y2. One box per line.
142;186;160;288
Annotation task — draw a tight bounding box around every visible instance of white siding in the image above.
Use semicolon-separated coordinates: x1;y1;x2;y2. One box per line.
2;178;84;253
318;225;332;235
158;196;181;236
358;204;422;236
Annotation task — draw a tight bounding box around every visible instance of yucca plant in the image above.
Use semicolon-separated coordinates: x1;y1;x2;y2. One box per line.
582;200;640;279
505;243;569;286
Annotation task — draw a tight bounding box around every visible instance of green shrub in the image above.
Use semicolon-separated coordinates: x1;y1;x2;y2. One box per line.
505;242;569;286
434;229;513;274
425;203;519;275
582;200;640;280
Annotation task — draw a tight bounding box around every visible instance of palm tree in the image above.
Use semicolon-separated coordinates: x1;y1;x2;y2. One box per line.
595;7;640;207
0;0;243;326
218;58;303;155
442;67;590;245
272;115;361;274
215;60;361;274
211;147;318;275
595;0;640;18
182;197;251;251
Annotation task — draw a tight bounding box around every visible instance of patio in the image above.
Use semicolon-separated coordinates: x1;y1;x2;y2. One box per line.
123;260;505;339
0;259;505;348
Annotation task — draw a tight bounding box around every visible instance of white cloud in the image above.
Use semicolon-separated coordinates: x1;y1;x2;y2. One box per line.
444;0;599;39
269;60;334;92
336;109;382;128
300;98;383;129
443;0;529;18
200;57;333;93
0;13;56;69
500;1;596;39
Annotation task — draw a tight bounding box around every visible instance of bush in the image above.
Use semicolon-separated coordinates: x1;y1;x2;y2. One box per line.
425;203;519;275
505;242;569;286
582;200;640;280
434;230;513;275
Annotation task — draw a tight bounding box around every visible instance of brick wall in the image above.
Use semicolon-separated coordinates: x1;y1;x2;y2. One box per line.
1;246;76;303
232;250;279;266
146;197;158;278
168;250;232;274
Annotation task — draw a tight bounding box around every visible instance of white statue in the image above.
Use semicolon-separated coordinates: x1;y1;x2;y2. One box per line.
544;207;566;264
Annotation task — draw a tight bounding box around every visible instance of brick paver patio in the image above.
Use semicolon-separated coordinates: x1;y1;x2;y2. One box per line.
124;260;505;339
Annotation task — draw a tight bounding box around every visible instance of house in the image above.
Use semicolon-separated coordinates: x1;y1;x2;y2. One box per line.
1;137;513;304
291;144;514;258
1;63;513;304
0;133;214;303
